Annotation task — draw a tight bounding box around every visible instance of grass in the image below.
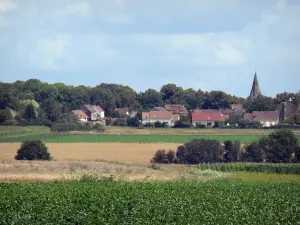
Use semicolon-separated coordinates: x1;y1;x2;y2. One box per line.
0;133;294;143
0;180;300;224
0;126;50;137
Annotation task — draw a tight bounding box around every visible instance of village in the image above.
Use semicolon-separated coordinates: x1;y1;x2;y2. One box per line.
71;73;300;128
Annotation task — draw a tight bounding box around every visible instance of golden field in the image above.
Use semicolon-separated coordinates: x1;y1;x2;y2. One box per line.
0;143;179;164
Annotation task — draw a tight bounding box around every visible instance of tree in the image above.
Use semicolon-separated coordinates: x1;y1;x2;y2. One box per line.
176;139;223;164
259;130;300;163
223;140;240;162
23;104;37;120
242;142;265;162
243;95;276;113
0;108;12;123
15;140;51;160
138;89;163;109
151;149;168;164
274;92;298;105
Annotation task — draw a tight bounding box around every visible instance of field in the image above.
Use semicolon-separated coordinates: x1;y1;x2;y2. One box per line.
1;126;300;224
0;143;178;163
1;180;300;224
1;126;300;143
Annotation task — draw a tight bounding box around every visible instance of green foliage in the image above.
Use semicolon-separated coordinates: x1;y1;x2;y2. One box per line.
259;130;300;163
126;116;141;127
15;140;51;160
151;149;175;164
23;104;37;120
0;108;12;123
176;139;223;164
93;123;106;132
1;181;300;224
174;115;192;128
244;95;276;113
196;124;206;128
243;142;265;162
199;163;300;174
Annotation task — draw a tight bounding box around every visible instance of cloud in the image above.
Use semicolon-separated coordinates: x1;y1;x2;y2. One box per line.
28;35;70;70
56;1;90;17
0;0;16;12
0;15;7;27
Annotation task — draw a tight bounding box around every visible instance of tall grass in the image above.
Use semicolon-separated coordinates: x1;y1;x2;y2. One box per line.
0;126;50;137
199;163;300;174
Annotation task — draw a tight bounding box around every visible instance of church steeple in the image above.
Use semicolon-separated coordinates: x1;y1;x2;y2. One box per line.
249;72;261;100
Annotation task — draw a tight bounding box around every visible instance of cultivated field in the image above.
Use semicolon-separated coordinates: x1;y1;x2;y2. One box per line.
1;180;300;224
0;143;178;163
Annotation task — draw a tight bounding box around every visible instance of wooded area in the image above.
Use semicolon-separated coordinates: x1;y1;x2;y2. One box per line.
0;79;299;126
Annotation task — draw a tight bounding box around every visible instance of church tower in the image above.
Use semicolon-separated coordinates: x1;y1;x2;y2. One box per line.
249;72;261;100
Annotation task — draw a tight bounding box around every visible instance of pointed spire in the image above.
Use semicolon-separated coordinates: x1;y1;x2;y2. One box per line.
250;72;262;100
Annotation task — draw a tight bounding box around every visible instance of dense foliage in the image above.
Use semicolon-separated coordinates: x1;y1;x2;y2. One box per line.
0;181;300;224
199;163;300;174
3;79;298;127
15;140;51;160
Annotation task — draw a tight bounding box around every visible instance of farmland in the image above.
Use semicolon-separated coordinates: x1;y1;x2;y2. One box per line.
1;126;300;143
1;180;300;224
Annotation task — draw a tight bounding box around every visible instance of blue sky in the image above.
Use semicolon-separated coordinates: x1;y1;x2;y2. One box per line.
0;0;299;97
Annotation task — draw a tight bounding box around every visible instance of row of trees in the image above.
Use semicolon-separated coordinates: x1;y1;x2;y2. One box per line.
151;130;300;164
1;79;299;126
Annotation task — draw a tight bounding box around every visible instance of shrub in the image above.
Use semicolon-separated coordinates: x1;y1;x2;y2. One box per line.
0;108;12;123
93;123;106;132
177;139;223;164
223;140;241;162
259;130;300;163
242;142;265;162
154;121;162;128
196;124;206;129
15;140;51;160
151;149;175;164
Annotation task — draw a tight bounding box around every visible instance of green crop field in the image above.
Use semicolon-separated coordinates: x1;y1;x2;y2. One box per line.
0;126;50;137
199;163;300;174
0;133;277;143
0;180;299;224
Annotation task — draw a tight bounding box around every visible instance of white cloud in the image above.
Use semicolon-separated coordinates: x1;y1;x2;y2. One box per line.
57;1;90;17
0;0;16;12
106;13;132;24
29;35;70;70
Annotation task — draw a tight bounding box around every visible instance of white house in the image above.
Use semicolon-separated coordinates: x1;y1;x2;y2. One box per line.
142;111;180;127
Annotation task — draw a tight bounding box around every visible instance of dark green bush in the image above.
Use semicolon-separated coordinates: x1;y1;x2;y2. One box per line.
242;142;265;162
93;123;106;132
196;124;206;129
151;149;175;164
15;140;51;160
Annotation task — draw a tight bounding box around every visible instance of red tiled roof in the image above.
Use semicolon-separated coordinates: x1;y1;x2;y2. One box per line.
244;111;279;122
72;110;89;119
142;111;173;120
231;104;245;112
93;105;104;112
165;104;188;114
192;110;229;121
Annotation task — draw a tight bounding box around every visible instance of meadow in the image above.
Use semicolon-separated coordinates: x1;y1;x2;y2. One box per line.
2;133;299;143
1;180;300;224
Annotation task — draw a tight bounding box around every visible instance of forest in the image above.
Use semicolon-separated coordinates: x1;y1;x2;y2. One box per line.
0;79;299;126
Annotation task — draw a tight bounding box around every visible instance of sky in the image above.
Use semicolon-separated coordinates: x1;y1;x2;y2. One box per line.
0;0;299;97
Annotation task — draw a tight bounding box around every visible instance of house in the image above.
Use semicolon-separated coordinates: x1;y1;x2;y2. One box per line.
142;111;180;127
165;104;188;115
276;102;300;121
72;110;89;122
192;110;229;127
244;111;279;127
80;104;105;120
221;104;245;116
116;108;137;118
152;107;167;111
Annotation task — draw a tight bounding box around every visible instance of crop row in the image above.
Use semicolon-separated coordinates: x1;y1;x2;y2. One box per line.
1;181;300;224
199;163;300;174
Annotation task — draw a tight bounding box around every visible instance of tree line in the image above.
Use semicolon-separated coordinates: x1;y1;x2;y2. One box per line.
0;79;299;126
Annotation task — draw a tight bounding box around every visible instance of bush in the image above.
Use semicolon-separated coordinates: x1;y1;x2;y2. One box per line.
242;142;265;162
0;108;12;123
259;130;300;163
196;124;206;129
154;121;162;128
151;149;175;164
177;139;223;164
93;123;106;132
223;140;241;162
15;140;51;160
